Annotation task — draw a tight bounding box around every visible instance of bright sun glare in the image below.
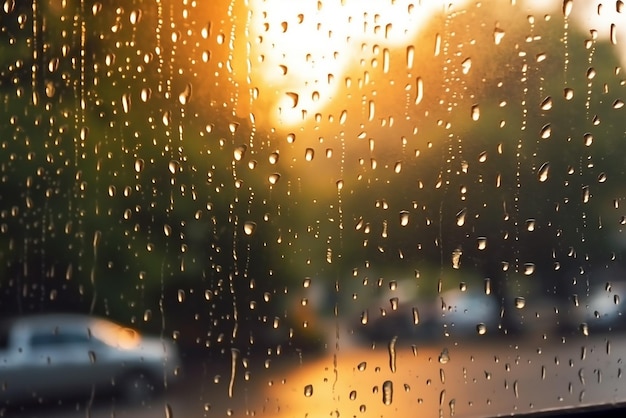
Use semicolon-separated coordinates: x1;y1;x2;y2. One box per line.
248;0;468;128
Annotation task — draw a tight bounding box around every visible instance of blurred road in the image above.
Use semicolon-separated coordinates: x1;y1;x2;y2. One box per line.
7;333;626;417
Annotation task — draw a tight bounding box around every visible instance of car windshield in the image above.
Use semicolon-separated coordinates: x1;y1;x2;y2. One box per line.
1;0;626;417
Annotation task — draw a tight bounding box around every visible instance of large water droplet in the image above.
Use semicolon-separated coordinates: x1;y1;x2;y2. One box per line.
382;380;393;405
540;96;553;110
399;211;410;226
456;208;467;226
268;173;281;185
388;336;397;373
243;221;257;236
439;348;450;364
538;162;550;182
471;104;480;121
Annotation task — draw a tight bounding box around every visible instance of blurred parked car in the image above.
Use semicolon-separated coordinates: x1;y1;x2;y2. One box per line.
0;314;180;406
353;288;501;345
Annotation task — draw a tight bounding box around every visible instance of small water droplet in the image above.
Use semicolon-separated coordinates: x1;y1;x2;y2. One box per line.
304;384;313;397
88;350;96;364
564;88;574;100
514;297;526;309
476;323;487;335
305;148;315;161
477;237;487;250
357;362;367;372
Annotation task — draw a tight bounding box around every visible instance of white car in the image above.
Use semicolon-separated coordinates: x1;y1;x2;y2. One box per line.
0;314;180;406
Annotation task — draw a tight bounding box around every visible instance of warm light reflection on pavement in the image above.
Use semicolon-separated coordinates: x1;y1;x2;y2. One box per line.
23;334;626;418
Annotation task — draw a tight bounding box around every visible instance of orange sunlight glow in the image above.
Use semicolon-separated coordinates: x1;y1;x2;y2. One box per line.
247;0;469;128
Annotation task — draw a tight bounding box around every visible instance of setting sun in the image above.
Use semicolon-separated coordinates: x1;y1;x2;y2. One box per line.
247;0;468;128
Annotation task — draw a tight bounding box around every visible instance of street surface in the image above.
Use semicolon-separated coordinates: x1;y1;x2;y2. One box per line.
7;333;626;417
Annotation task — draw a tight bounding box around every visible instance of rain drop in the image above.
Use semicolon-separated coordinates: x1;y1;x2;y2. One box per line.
461;57;472;74
412;307;420;325
580;323;589;336
538;162;550;182
514;297;526;309
471;104;480;121
456;208;467;226
168;160;180;174
382;380;393;405
540;96;553;110
493;28;505;45
234;145;247;161
399;211;410;226
304;384;313;397
178;83;192;105
523;263;535;275
243;222;257;236
439;348;450;364
134;158;144;173
563;0;573;17
268;173;281;185
476;323;487;335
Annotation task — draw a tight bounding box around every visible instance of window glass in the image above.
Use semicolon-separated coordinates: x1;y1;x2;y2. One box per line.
1;0;626;416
